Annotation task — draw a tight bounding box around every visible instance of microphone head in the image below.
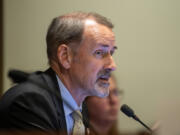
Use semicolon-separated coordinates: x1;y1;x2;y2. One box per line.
120;104;135;118
8;70;29;83
121;104;152;132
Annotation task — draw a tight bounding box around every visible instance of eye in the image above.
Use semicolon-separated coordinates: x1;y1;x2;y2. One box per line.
95;50;103;55
94;50;105;58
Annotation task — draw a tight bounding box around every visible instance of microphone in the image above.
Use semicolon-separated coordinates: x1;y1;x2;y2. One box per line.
121;104;152;133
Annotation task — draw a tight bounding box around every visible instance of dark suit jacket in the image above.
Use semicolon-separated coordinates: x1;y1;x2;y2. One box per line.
0;68;89;134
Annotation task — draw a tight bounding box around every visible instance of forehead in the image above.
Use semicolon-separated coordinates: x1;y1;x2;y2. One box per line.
82;19;116;49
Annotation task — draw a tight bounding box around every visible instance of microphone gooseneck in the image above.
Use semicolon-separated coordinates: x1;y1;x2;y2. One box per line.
120;104;152;133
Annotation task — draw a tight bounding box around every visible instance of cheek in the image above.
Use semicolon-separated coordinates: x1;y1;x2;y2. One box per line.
74;54;103;85
77;55;98;71
86;60;101;73
95;100;109;112
83;61;102;82
90;98;108;109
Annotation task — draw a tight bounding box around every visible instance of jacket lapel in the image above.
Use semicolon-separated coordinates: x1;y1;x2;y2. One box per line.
42;68;89;134
42;68;67;132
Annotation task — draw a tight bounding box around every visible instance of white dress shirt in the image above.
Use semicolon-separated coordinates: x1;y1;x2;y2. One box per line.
56;75;82;135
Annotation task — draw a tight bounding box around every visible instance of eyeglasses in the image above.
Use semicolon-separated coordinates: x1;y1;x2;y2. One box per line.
109;88;124;97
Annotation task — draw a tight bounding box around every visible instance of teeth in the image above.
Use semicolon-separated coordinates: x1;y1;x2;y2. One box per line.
100;78;108;80
100;76;109;80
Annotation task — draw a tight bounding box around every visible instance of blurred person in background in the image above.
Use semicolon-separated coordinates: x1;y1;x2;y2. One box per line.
86;75;123;135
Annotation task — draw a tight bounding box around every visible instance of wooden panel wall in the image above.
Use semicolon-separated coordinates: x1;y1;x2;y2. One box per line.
0;0;3;96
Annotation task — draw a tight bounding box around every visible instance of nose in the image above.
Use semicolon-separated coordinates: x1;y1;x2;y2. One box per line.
109;92;119;104
104;55;116;71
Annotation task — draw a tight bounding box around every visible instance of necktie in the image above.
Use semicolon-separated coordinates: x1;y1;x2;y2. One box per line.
72;110;85;135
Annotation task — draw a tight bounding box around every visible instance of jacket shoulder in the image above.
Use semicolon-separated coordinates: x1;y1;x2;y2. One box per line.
0;69;61;130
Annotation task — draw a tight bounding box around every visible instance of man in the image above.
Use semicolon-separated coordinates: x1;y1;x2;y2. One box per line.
0;12;117;134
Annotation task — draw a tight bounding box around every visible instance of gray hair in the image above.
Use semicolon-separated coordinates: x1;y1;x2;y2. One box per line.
46;11;114;65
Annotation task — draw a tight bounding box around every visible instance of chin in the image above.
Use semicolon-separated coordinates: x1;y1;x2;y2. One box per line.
94;84;109;98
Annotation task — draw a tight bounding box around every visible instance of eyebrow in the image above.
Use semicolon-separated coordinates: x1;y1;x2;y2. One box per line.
100;44;118;50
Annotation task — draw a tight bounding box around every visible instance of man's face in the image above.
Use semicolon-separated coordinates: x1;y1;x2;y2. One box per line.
69;19;117;97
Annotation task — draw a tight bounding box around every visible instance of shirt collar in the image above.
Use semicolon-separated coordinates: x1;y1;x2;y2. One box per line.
56;75;82;116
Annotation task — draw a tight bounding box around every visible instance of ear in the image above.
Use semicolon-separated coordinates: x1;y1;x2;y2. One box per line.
57;44;72;69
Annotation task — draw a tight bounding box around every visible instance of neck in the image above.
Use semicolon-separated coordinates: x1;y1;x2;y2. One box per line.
51;62;86;106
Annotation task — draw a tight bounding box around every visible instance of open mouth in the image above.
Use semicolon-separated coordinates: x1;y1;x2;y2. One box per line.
98;75;110;84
